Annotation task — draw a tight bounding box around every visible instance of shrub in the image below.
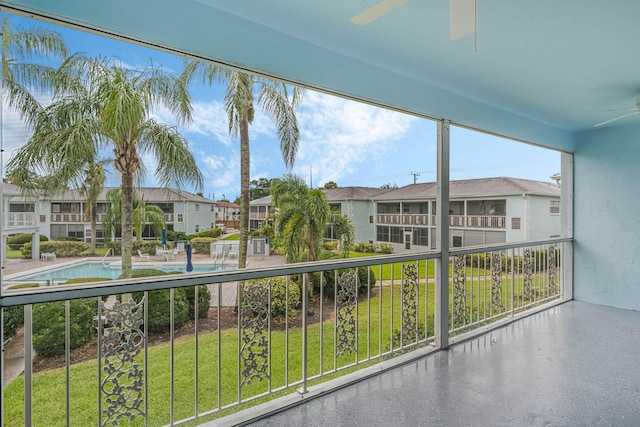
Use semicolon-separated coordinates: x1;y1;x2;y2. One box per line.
378;243;394;254
319;266;376;299
323;241;339;251
250;225;275;238
166;230;189;242
192;228;222;239
120;269;189;333
3;306;24;340
32;299;96;357
191;237;217;254
7;233;48;245
183;285;211;319
243;277;301;319
354;242;376;253
21;241;89;258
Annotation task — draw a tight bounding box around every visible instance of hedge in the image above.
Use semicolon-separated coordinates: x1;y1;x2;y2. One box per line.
354;242;394;254
190;228;222;239
183;285;211;319
3;306;24;341
21;241;89;258
7;233;48;245
32;299;96;357
191;237;217;254
243;277;301;319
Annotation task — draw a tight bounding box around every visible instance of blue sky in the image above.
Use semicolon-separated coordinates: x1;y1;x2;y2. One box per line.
1;13;560;201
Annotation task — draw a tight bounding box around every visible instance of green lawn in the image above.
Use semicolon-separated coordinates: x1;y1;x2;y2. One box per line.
221;233;240;240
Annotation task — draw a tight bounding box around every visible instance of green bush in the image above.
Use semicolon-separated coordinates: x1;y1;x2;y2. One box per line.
32;299;96;357
119;269;189;333
21;241;89;258
323;241;339;251
192;228;222;239
318;266;376;299
166;230;189;242
54;236;80;242
354;242;394;254
3;306;24;340
191;237;217;254
250;225;275;238
183;285;211;319
243;277;301;319
7;233;48;245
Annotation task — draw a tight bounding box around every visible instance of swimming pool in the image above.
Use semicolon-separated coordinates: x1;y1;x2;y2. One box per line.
10;260;235;282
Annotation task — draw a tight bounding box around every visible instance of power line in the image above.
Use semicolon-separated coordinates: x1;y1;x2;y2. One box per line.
410;171;420;184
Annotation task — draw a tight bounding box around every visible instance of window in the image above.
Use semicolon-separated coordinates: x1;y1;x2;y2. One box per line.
389;226;403;243
68;224;84;238
512;217;521;229
376;226;389;242
40;215;46;223
412;228;429;246
550;200;560;214
9;203;34;212
195;204;200;213
177;214;184;222
369;215;374;224
211;205;215;211
195;225;200;233
51;224;66;238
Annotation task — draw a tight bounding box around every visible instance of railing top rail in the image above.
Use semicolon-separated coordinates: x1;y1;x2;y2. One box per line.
1;250;441;307
450;237;572;256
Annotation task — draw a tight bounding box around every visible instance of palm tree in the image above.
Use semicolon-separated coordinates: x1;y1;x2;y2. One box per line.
80;159;110;255
2;17;67;127
102;188;166;243
182;62;303;269
7;54;203;278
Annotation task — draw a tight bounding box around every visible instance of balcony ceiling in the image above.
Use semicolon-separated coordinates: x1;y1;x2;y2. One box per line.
1;1;640;151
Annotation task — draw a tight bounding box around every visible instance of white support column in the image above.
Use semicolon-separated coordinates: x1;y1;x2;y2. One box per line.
561;152;574;300
31;232;40;261
435;120;450;349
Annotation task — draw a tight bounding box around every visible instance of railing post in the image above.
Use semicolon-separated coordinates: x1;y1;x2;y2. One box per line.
435;120;450;350
299;274;308;394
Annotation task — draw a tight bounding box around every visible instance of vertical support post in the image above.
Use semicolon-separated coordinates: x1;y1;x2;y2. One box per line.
299;274;308;394
24;305;32;427
561;152;574;300
435;120;450;350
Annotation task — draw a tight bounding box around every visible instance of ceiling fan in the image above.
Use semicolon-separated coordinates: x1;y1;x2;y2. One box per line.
351;0;477;40
594;97;640;127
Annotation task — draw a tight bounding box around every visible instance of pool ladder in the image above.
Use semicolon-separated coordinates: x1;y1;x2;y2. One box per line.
102;248;113;269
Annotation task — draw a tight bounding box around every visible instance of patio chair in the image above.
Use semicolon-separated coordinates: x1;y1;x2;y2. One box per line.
137;250;150;261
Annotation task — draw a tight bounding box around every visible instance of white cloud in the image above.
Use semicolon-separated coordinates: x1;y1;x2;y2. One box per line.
293;92;417;186
200;153;240;198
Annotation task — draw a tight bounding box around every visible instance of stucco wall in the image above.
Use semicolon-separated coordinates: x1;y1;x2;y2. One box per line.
574;123;640;310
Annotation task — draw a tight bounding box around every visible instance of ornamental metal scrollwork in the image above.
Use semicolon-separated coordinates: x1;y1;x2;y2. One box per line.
522;248;533;301
401;263;418;341
490;252;503;312
100;297;145;427
548;245;559;295
452;255;467;323
239;281;270;387
336;269;357;356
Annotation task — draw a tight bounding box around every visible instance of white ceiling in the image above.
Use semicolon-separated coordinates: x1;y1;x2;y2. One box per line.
2;0;640;152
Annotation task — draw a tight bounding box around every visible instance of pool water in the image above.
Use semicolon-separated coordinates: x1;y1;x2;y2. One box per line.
13;261;234;282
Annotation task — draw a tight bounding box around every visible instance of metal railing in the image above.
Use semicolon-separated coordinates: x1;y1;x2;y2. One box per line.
1;238;569;426
376;213;506;229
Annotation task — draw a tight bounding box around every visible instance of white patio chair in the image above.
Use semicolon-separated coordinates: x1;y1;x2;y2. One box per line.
137;250;150;261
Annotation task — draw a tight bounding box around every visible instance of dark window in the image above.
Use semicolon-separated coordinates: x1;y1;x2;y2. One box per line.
389;226;403;243
412;228;429;246
512;217;521;230
376;226;389;242
9;203;34;212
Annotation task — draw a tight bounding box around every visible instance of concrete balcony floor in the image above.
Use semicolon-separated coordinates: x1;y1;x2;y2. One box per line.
249;301;640;426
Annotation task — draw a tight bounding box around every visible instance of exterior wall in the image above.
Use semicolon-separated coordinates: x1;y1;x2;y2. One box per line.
574;123;640;311
526;195;561;240
183;201;216;234
348;200;375;244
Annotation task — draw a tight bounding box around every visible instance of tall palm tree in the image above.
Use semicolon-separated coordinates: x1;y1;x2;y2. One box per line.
182;62;303;268
2;17;67;127
7;54;203;278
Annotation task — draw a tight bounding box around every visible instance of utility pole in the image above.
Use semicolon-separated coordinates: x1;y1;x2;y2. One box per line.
411;171;420;184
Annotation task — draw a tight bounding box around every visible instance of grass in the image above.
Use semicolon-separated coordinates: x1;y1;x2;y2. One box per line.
221;233;240;240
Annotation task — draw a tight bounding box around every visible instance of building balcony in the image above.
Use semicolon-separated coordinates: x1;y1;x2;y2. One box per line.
1;238;571;426
5;212;37;228
377;213;507;229
50;213;83;223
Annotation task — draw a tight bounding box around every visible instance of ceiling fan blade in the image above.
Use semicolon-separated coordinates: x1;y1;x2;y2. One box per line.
451;0;476;40
351;0;407;25
593;111;640;127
